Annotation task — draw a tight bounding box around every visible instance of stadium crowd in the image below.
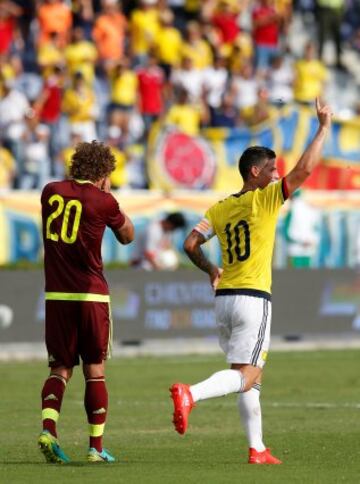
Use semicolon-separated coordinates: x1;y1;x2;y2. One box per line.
0;0;359;190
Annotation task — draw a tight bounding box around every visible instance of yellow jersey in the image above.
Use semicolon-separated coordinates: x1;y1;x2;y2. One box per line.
294;59;328;103
196;180;287;295
0;147;15;189
181;40;213;69
37;42;64;66
110;147;127;188
62;146;75;176
155;27;183;66
62;86;95;122
130;8;160;56
64;41;97;84
165;104;202;136
110;70;138;106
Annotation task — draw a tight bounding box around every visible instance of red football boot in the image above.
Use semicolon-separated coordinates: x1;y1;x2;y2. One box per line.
170;383;195;435
248;448;282;464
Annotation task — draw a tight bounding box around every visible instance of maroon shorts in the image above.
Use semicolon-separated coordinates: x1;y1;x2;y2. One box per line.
45;300;111;368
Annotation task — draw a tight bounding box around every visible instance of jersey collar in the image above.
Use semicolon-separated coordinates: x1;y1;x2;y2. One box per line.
73;179;94;185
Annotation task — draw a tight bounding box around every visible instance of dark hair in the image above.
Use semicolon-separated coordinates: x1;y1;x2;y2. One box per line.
165;212;186;229
238;146;276;181
70;140;115;182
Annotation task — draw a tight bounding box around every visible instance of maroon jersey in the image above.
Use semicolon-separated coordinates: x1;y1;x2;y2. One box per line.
41;180;125;295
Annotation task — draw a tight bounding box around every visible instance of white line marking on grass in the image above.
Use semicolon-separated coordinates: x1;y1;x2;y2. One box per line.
72;400;360;409
269;402;360;409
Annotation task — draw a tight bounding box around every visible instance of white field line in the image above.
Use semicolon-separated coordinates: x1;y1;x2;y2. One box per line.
269;402;360;409
72;400;360;409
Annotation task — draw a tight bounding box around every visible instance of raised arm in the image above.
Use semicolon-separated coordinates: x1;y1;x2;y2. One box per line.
285;98;332;196
183;230;222;290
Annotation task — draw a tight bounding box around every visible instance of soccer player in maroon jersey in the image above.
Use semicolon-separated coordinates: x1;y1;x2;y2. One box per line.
38;140;134;463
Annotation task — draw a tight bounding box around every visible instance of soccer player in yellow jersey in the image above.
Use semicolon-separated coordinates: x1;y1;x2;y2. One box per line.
170;98;332;464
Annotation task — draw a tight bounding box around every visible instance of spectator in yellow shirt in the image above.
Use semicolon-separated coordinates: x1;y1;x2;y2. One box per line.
130;0;160;66
62;71;97;141
106;126;128;189
0;143;15;189
0;54;16;97
108;58;138;138
37;31;65;75
181;21;213;69
155;9;183;78
64;27;97;85
109;58;138;110
293;41;328;105
165;87;208;137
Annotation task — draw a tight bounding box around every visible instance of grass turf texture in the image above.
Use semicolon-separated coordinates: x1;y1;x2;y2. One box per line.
1;350;360;483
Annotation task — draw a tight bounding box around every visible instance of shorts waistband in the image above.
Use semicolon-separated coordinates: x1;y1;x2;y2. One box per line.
215;288;271;301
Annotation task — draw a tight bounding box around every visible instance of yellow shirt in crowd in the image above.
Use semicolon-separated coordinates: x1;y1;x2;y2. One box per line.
62;87;95;122
110;70;138;106
62;146;75;176
155;27;183;66
37;42;64;68
0;64;15;96
110;148;128;188
166;104;202;137
294;60;328;103
0;147;15;189
181;40;213;69
130;8;160;56
64;41;97;84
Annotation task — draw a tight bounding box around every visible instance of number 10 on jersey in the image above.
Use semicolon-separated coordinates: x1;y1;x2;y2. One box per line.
224;220;250;264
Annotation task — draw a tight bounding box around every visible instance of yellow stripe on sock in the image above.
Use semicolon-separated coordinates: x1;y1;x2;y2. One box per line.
42;408;60;422
89;423;105;437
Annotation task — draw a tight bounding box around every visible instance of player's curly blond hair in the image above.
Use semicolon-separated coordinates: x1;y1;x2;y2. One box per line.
70;140;115;182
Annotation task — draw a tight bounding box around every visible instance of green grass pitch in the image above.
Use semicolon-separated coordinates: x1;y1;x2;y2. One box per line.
1;349;360;483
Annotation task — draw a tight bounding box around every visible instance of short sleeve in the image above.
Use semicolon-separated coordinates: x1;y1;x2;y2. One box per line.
103;193;125;230
257;179;288;215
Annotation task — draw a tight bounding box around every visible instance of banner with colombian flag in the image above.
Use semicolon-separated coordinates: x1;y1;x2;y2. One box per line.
148;104;360;191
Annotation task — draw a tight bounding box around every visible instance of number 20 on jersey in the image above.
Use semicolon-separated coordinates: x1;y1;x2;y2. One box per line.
46;194;82;244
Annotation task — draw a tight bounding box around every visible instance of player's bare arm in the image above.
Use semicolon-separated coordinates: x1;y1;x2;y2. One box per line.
285;97;332;196
113;214;135;245
183;230;222;290
96;176;135;245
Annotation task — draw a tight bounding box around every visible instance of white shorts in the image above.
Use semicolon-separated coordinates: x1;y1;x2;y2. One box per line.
215;294;272;368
